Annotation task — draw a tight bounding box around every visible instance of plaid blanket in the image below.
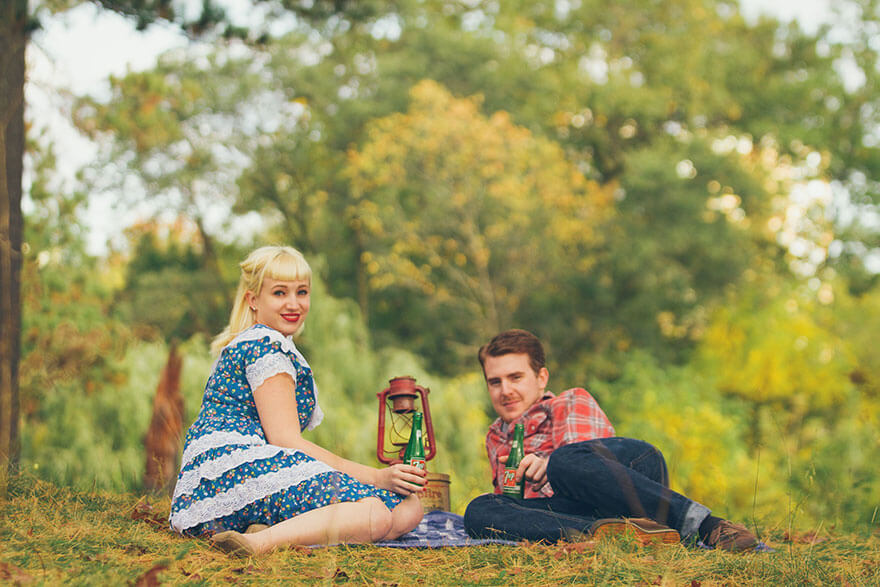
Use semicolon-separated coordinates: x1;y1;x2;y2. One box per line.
374;511;517;548
374;511;774;551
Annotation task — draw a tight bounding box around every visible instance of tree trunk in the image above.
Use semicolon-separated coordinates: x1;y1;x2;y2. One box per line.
143;343;185;494
0;0;27;497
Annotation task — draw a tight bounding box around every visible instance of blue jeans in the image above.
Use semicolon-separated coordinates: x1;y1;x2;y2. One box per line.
463;437;711;543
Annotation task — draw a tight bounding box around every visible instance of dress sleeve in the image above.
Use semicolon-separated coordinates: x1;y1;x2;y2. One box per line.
242;338;297;393
550;388;615;450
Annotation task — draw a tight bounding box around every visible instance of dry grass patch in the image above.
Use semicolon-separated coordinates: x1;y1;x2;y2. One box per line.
2;474;879;585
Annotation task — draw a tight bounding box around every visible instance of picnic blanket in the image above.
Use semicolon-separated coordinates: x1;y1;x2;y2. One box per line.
374;511;774;551
374;510;517;548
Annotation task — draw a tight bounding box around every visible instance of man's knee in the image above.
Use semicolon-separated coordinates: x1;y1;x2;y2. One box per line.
464;494;504;538
547;440;604;482
628;441;668;486
555;438;669;487
463;494;491;526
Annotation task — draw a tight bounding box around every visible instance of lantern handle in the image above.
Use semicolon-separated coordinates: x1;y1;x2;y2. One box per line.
376;385;395;465
414;385;437;462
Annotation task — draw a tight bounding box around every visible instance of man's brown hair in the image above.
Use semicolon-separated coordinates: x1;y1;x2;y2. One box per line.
478;329;546;375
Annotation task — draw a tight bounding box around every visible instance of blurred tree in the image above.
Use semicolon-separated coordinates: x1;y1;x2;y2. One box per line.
73;54;268;274
234;5;550;310
698;275;856;449
0;0;29;495
346;79;611;367
549;134;792;377
232;2;612;364
486;0;879;371
114;221;233;342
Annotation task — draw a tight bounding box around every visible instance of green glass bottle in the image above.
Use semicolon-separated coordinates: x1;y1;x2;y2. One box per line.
502;422;525;499
402;411;426;472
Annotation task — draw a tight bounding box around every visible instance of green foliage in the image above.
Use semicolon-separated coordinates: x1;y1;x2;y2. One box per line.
21;138;134;459
114;230;232;341
791;407;880;526
699;277;857;438
75;0;880;378
19;337;210;493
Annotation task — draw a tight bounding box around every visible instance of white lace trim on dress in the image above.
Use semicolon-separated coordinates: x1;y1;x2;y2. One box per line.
173;444;298;500
169;459;336;532
181;430;264;468
228;325;299;356
245;353;297;393
305;403;324;431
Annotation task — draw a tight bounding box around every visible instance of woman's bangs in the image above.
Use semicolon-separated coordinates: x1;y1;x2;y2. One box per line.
266;251;311;283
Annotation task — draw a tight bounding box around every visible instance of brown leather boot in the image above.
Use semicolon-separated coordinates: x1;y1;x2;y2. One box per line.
706;520;759;551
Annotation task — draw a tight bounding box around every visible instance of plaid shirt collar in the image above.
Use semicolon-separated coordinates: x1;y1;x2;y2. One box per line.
487;391;556;438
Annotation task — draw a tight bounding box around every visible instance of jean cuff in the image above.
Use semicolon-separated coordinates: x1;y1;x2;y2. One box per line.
679;502;711;540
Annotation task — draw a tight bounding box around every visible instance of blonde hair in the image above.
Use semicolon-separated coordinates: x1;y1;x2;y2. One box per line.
210;245;312;355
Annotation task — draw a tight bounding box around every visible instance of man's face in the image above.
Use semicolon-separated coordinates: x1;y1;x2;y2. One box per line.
483;352;549;423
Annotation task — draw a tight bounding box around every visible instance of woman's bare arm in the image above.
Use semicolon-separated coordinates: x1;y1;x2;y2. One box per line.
253;373;425;495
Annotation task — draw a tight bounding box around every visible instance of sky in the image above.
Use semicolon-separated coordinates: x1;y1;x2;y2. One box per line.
25;0;836;256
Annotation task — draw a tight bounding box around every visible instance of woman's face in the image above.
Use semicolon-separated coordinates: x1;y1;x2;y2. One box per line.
246;277;311;336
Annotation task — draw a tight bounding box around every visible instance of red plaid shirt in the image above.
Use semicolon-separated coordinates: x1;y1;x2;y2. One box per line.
486;388;615;498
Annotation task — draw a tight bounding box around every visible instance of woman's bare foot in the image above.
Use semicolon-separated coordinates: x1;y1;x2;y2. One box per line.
211;531;257;557
245;523;269;534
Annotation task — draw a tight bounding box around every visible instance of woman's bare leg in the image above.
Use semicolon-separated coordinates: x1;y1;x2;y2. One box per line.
217;497;393;555
383;494;423;540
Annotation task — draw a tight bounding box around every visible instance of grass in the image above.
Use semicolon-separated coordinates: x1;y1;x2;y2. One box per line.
2;474;879;586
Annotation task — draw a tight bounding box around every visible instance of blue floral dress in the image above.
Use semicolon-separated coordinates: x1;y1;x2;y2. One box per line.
169;324;402;536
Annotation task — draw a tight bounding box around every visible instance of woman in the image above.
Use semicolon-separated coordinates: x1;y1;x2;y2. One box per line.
169;246;425;556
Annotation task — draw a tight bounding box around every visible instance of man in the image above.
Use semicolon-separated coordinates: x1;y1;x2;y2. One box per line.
463;329;760;551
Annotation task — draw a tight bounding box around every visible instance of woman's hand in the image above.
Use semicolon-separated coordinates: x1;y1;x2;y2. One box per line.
375;464;427;496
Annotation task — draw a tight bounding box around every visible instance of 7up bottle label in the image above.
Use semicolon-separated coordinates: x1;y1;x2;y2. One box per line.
502;422;525;499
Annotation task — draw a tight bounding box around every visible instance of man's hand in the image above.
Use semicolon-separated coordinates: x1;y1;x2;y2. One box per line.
498;453;549;491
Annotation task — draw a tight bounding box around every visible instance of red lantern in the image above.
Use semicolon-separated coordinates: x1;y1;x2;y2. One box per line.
376;376;437;465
